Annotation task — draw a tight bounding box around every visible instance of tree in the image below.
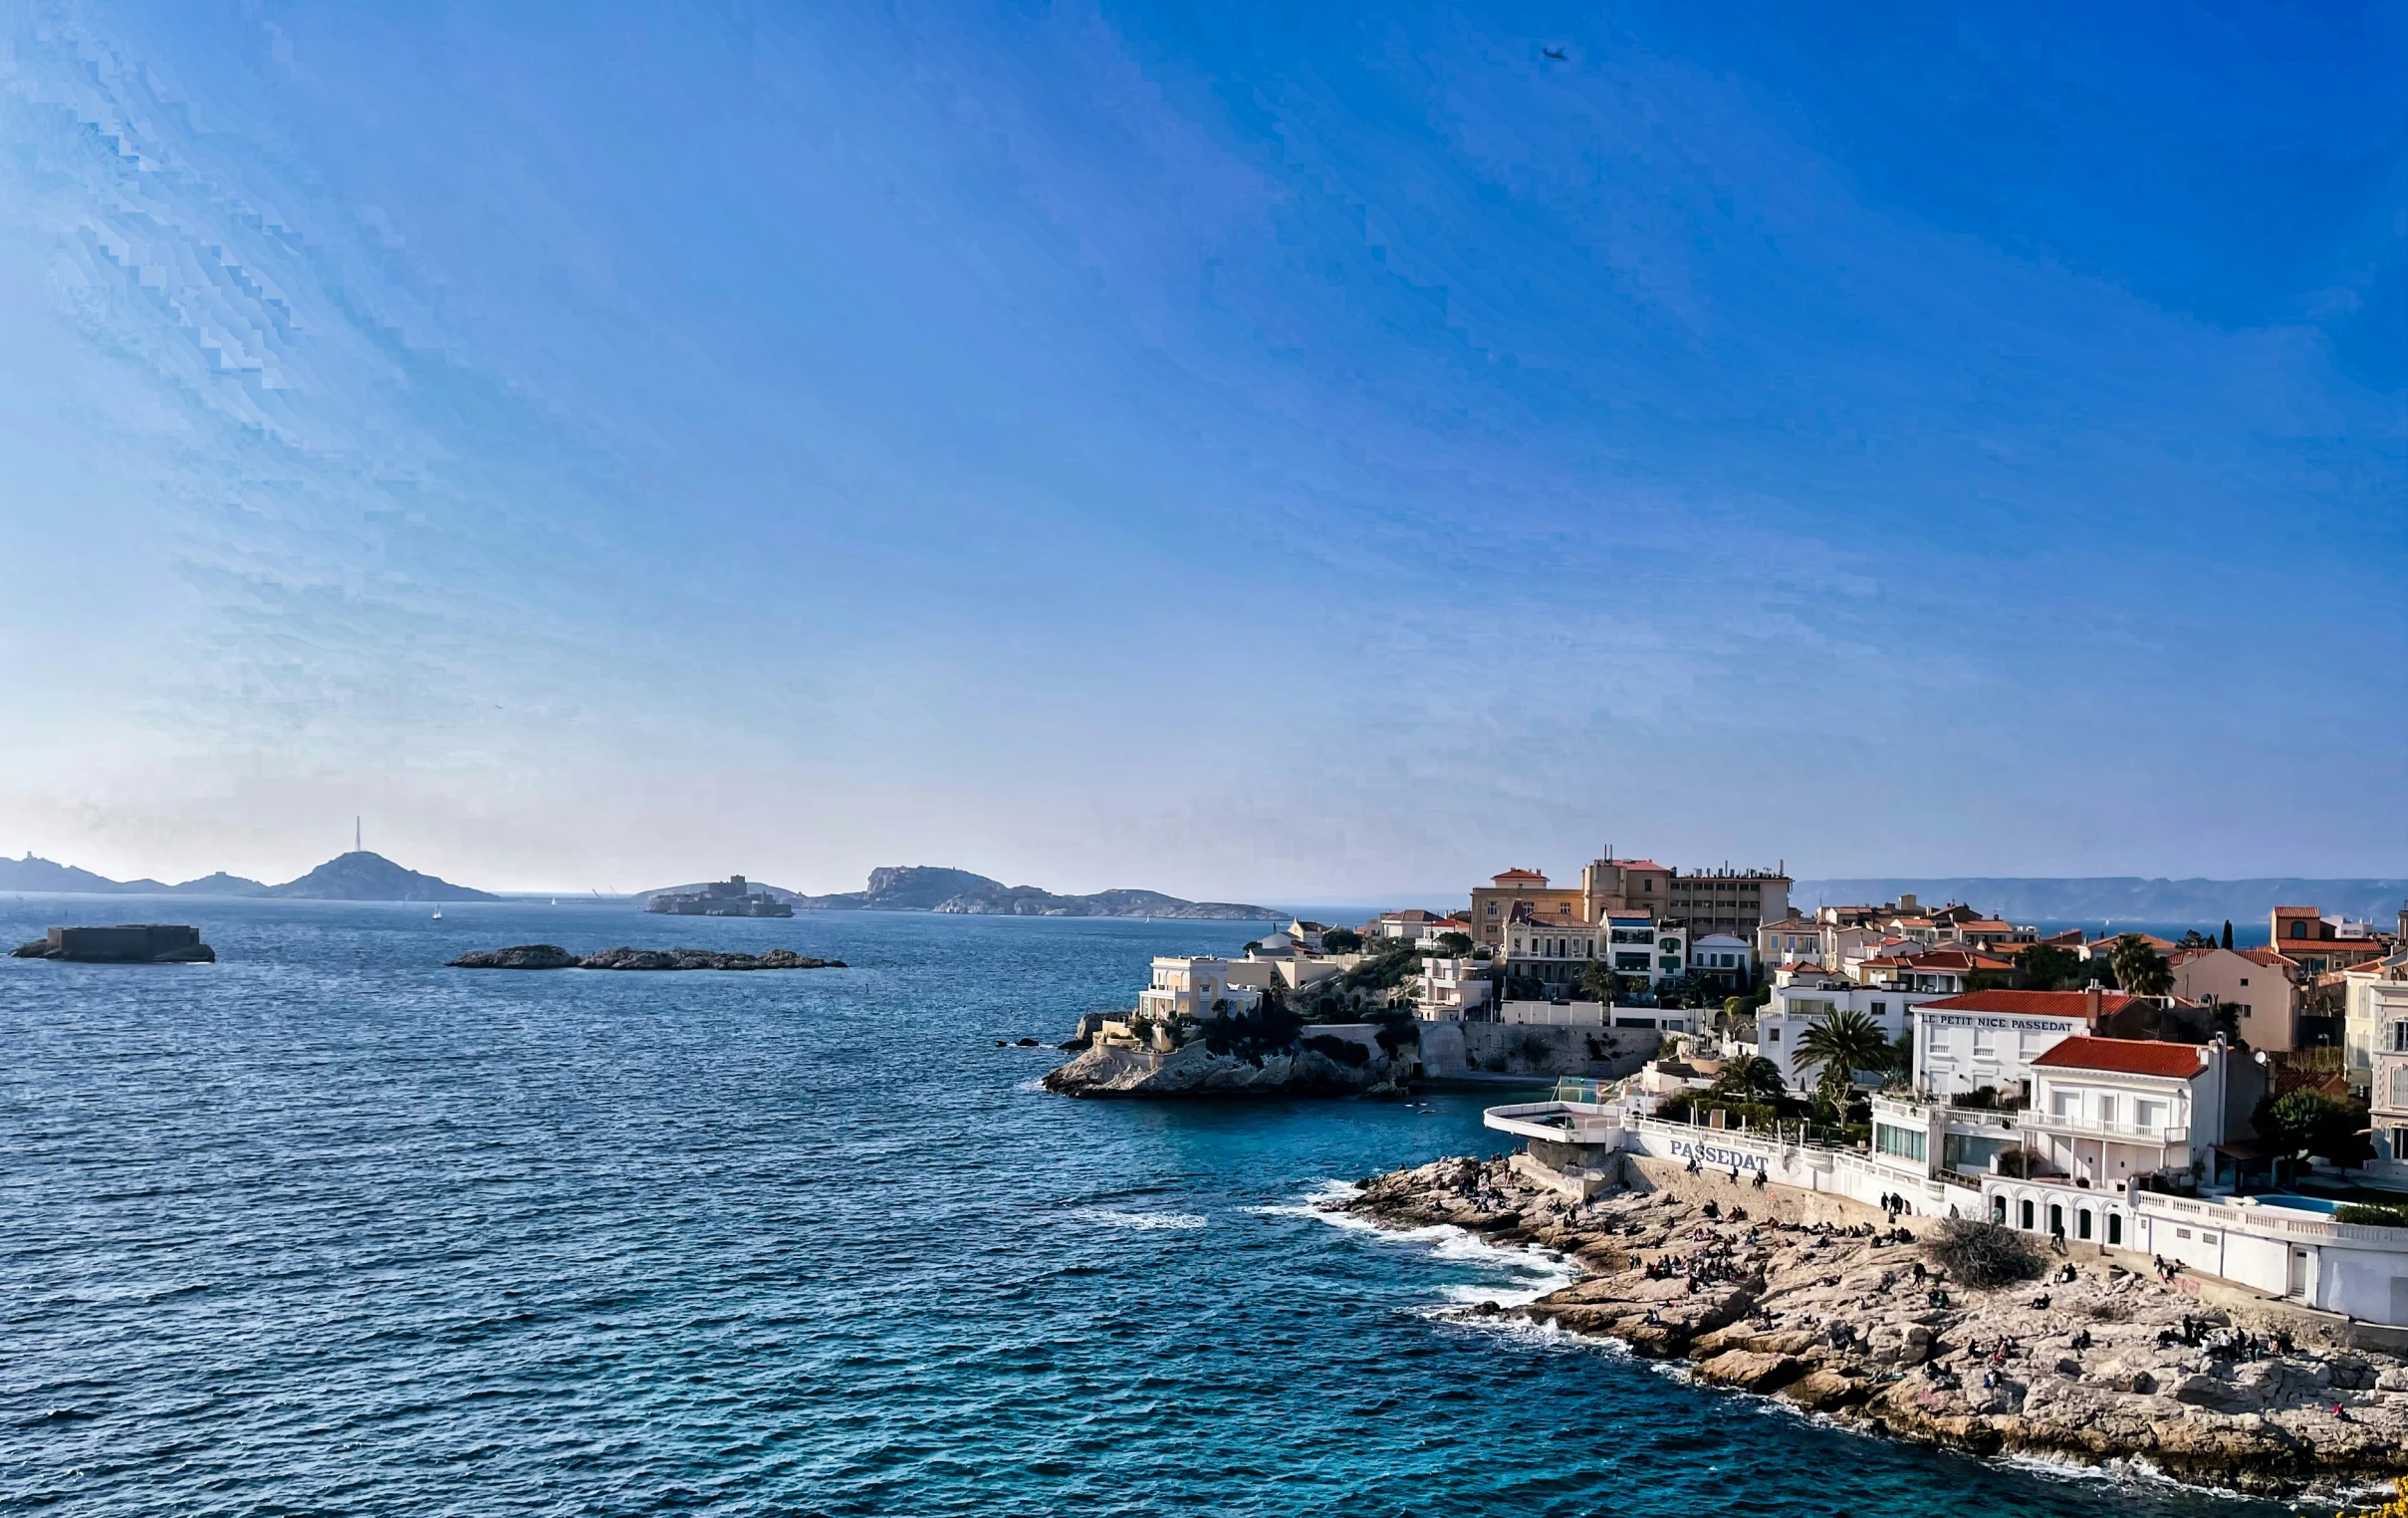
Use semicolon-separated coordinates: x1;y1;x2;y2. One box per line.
1709;1054;1787;1105
1434;931;1474;956
2221;920;2235;950
2176;928;2216;952
1577;955;1617;1005
2107;933;2173;997
1796;1008;1892;1105
2017;943;2086;991
1321;927;1363;954
2253;1088;2371;1166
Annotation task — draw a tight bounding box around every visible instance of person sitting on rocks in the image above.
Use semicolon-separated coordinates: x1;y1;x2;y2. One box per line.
1753;1169;1767;1188
2030;1293;2050;1311
1911;1261;1928;1284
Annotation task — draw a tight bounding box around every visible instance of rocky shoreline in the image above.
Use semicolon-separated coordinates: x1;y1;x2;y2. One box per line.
1042;1037;1412;1098
1342;1153;2408;1498
447;943;846;971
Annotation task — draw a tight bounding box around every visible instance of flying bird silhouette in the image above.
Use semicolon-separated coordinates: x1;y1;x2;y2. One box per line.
1543;47;1566;60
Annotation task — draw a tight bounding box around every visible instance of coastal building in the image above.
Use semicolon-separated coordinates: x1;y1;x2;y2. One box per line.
1910;989;2123;1100
1135;957;1263;1024
1848;944;2013;995
2272;906;2393;975
2347;954;2408;1118
1468;854;1792;949
2021;1037;2260;1195
2170;946;2302;1051
1415;957;1493;1021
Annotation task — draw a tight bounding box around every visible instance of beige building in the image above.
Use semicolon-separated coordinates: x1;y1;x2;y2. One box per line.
1469;854;1791;947
2169;946;2301;1051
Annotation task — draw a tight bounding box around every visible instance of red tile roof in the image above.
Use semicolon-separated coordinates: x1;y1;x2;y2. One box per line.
1614;861;1668;873
1491;869;1547;882
2032;1037;2209;1079
1917;989;2133;1018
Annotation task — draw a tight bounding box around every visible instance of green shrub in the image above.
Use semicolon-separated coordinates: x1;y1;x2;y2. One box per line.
2335;1202;2408;1229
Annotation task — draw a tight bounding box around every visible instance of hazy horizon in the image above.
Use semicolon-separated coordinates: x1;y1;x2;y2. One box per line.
3;2;2401;898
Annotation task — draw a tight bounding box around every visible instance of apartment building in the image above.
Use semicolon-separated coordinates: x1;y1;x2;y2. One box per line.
2169;946;2301;1051
1469;853;1791;946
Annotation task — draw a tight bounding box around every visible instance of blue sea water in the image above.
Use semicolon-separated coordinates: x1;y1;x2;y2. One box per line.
1;898;2292;1515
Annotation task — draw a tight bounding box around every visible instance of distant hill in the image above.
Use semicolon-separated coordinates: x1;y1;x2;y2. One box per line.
1;850;494;901
790;865;1284;920
1796;878;2408;929
267;852;501;901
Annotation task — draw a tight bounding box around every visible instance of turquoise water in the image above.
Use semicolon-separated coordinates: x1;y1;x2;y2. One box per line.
2;897;2284;1514
2249;1194;2343;1214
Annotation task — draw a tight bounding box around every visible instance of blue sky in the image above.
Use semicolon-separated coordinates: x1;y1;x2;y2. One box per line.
0;0;2401;896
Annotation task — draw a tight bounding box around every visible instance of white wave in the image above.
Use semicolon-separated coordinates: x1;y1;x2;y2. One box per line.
1077;1208;1206;1230
1267;1178;1579;1307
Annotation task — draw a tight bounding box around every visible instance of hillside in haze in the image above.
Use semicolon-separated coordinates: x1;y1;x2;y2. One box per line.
1795;878;2408;928
0;851;493;901
786;866;1284;920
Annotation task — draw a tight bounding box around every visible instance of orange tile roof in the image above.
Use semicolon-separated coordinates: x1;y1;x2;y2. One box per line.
2033;1037;2209;1079
1918;989;2133;1018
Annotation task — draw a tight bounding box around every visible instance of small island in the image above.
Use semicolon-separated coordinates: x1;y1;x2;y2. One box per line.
12;924;216;963
448;944;846;971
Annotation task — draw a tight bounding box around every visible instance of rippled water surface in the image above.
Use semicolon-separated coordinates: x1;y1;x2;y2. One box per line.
3;899;2288;1514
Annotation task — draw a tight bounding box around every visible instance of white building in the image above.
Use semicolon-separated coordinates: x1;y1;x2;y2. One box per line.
1687;932;1752;990
1910;989;2126;1100
1755;980;1943;1093
1504;911;1688;995
1416;957;1493;1021
2353;962;2408;1185
2022;1037;2232;1191
2344;954;2408;1088
1135;957;1263;1024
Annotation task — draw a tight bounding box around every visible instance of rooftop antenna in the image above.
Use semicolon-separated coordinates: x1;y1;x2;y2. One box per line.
355;817;361;854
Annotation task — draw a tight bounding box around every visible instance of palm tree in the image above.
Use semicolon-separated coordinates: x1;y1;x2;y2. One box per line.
2108;933;2173;996
1578;955;1616;1005
1796;1008;1891;1102
1710;1053;1787;1105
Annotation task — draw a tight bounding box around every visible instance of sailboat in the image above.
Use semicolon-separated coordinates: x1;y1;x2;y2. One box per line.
431;907;443;920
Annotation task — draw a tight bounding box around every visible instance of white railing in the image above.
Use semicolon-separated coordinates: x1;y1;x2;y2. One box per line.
2137;1193;2408;1247
1483;1101;1624;1144
2025;1112;2188;1143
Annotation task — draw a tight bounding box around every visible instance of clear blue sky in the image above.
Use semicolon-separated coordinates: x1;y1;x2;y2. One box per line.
1;0;2401;896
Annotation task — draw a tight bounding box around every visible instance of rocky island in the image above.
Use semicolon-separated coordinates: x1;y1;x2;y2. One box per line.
1342;1151;2408;1498
12;924;216;962
448;944;845;970
786;865;1284;919
1043;1022;1416;1097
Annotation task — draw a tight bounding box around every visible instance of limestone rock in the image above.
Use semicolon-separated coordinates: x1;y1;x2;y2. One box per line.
448;944;581;969
1695;1350;1805;1392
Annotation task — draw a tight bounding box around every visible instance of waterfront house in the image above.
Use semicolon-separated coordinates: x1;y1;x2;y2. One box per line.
2349;956;2408;1184
1686;932;1753;991
2022;1037;2258;1193
1136;957;1263;1025
1756;978;1944;1094
1415;956;1494;1021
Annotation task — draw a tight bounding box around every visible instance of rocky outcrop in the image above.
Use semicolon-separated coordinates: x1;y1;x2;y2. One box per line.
1043;1037;1410;1097
1342;1154;2408;1497
13;924;215;962
447;944;583;969
447;945;845;970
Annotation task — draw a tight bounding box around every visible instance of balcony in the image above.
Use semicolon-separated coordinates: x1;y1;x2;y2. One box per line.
1484;1100;1624;1145
2025;1111;2188;1144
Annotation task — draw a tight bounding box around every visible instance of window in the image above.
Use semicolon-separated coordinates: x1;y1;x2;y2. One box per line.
1870;1001;1887;1018
2135;1099;2168;1131
2097;1095;2116;1127
2290;922;2306;938
2390;1024;2408;1054
2052;1091;2078;1120
1765;1028;1780;1043
2020;1199;2035;1230
1875;1124;1927;1162
2048;1204;2064;1236
2077;1209;2092;1241
1992;1197;2007;1223
2107;1213;2122;1246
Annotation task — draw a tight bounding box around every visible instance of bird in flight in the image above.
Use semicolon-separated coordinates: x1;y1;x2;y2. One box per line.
1543;47;1566;60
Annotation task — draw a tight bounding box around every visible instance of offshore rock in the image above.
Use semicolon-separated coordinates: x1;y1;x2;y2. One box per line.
446;945;846;971
447;944;582;969
1041;1038;1410;1098
577;946;844;971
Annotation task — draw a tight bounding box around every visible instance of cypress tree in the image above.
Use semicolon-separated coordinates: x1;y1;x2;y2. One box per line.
2222;919;2234;950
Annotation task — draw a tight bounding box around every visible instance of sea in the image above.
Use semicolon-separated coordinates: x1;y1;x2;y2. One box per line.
1;897;2308;1516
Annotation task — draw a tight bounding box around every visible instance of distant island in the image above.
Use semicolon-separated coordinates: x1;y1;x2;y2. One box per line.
0;849;498;902
636;866;1284;920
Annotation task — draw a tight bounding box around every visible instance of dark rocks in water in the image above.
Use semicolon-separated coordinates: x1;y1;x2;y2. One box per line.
448;944;582;969
12;924;215;963
447;944;846;971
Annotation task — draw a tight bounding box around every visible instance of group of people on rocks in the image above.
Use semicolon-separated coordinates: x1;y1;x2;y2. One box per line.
1876;1191;1915;1221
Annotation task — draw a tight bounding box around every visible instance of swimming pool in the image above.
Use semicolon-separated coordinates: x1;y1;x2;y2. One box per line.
2249;1192;2343;1214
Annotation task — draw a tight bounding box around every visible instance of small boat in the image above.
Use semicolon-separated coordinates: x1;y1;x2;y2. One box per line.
431;908;443;920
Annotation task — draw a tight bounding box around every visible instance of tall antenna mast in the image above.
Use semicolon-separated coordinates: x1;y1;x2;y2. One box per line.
356;816;361;854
